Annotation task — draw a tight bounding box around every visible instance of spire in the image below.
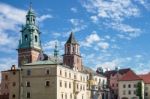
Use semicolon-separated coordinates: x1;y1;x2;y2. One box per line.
66;32;78;44
54;42;59;58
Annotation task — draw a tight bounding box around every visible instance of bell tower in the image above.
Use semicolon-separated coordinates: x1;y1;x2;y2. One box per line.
17;6;42;66
63;32;83;71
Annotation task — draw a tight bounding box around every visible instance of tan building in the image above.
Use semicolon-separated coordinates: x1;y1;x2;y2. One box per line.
0;6;107;99
118;70;144;99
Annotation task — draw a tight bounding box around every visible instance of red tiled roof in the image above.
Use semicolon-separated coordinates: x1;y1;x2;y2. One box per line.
120;70;142;81
104;68;131;78
139;73;150;84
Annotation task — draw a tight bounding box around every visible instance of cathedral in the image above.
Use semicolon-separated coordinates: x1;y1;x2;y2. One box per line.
0;6;110;99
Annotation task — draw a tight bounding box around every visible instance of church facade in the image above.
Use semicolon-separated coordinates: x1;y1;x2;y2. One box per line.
0;6;109;99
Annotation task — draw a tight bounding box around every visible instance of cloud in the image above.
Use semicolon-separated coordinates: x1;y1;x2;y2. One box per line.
83;0;140;21
0;3;26;52
37;14;53;22
81;31;100;47
96;59;121;70
98;42;109;50
70;7;78;13
0;57;17;71
69;18;87;32
81;0;145;39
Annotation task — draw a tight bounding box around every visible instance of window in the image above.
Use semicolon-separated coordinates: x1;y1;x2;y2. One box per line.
81;76;82;81
27;69;31;76
26;81;30;87
77;84;79;89
13;71;16;75
128;84;131;88
67;46;70;54
145;92;148;96
60;80;62;87
74;74;76;79
128;90;131;95
123;84;126;88
69;73;71;78
60;70;62;75
69;82;71;88
25;35;28;41
45;81;50;87
73;46;75;53
61;93;63;99
65;93;67;99
12;94;15;98
35;35;37;42
46;69;50;75
65;82;67;88
82;94;84;99
80;85;82;90
27;18;29;21
70;94;72;99
5;75;8;80
112;84;114;87
27;92;30;98
65;72;67;77
12;82;16;87
83;85;85;90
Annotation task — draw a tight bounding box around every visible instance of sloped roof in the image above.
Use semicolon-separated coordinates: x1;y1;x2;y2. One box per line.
24;60;57;66
82;66;106;77
120;70;142;81
104;68;130;78
66;32;78;44
139;73;150;84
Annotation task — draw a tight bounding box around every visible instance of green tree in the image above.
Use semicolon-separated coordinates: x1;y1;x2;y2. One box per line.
136;82;142;99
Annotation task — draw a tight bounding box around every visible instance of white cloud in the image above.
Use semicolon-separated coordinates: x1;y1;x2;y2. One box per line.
0;57;17;71
69;18;87;32
37;14;53;22
0;3;26;52
82;0;144;39
71;7;78;13
96;59;121;70
90;16;98;23
98;42;109;50
81;31;100;47
83;0;140;21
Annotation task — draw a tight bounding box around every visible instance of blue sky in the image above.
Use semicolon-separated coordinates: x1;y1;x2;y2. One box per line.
0;0;150;74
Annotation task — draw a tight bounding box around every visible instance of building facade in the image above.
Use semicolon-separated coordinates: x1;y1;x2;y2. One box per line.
0;6;108;99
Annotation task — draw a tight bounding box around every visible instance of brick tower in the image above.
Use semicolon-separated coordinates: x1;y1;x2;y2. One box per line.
63;32;83;71
17;6;42;66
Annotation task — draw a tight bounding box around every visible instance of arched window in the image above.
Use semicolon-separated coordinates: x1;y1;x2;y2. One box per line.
25;35;28;41
35;35;37;42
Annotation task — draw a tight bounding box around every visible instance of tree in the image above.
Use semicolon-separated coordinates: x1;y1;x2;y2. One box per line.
136;82;142;99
